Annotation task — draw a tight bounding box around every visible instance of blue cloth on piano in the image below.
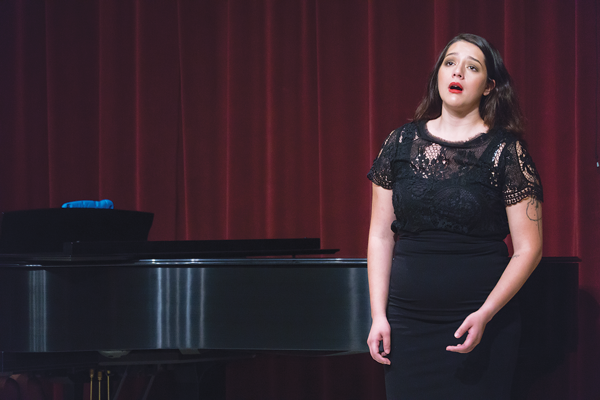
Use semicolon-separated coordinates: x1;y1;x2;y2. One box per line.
61;199;114;209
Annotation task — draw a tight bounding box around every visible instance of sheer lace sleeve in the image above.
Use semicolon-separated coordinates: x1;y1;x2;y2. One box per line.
367;128;403;189
502;139;543;205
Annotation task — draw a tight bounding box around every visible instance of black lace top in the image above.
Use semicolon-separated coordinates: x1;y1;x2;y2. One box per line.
367;121;543;240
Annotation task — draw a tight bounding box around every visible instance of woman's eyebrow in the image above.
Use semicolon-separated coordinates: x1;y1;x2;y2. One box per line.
445;52;483;67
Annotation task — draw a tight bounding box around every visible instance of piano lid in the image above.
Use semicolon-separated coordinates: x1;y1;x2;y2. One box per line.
0;237;339;264
60;238;339;260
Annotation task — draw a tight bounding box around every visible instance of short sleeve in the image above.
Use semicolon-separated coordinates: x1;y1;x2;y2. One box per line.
502;139;543;205
367;128;402;189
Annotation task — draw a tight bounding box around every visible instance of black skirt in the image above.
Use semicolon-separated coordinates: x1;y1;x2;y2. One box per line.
384;231;520;400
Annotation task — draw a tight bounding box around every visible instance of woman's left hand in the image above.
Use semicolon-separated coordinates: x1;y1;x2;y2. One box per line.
446;310;491;353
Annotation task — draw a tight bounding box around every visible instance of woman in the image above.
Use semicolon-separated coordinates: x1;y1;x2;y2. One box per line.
366;33;543;399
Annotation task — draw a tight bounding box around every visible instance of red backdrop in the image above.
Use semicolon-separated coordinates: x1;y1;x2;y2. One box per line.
0;0;598;399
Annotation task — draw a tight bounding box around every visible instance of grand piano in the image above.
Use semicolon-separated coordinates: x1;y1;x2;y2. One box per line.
0;209;579;399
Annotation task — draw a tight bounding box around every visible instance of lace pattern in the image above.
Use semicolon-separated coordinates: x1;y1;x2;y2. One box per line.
367;121;543;239
503;140;543;205
367;128;404;189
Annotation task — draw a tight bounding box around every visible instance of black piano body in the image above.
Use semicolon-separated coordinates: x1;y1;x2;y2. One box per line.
0;256;370;358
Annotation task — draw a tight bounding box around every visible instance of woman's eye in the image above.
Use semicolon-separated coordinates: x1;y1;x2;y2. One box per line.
468;65;478;71
445;61;454;66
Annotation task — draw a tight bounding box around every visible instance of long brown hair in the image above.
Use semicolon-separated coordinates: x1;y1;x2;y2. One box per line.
414;33;525;136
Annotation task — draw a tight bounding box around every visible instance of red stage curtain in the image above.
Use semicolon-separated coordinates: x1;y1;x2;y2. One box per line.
0;0;598;399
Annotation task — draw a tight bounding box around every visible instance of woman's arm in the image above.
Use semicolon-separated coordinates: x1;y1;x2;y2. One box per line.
446;197;543;353
366;184;397;364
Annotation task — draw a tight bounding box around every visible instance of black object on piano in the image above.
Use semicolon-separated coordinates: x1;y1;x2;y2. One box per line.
0;208;154;253
0;209;338;260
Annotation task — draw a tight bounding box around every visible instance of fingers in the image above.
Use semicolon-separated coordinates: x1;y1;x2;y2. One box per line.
446;316;482;353
382;333;391;357
367;332;391;365
446;331;478;353
367;319;392;365
375;348;391;364
453;322;468;340
368;338;391;365
446;330;481;353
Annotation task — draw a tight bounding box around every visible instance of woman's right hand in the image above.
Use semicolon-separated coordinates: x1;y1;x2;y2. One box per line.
367;316;391;365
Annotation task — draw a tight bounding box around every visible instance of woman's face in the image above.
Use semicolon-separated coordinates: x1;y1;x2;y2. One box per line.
437;40;494;113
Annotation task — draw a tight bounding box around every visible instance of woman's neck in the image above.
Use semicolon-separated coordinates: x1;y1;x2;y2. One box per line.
428;106;488;141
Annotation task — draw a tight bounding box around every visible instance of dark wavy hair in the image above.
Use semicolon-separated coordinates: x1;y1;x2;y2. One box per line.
414;33;524;136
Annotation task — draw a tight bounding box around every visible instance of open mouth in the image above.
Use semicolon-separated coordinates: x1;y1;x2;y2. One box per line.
449;82;463;93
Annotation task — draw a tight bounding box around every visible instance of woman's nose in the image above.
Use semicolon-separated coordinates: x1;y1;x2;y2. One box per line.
452;63;464;78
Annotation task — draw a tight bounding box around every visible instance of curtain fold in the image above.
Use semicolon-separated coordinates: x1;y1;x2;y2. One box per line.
0;0;598;398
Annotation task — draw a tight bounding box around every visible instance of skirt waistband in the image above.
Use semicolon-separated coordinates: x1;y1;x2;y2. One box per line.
396;230;505;245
